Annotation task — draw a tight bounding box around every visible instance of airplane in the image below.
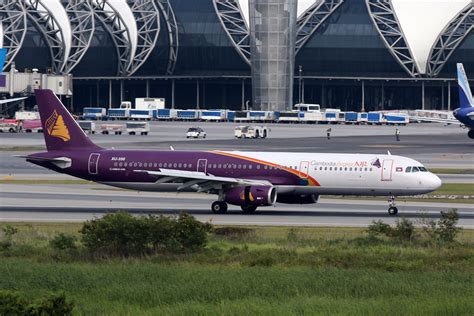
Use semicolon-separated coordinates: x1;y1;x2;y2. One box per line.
409;63;474;139
19;89;442;216
454;63;474;139
0;48;27;105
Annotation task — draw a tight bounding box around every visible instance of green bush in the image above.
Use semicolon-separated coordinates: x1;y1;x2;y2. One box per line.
80;212;213;257
367;218;415;242
0;290;74;315
81;212;151;256
368;220;393;237
422;209;461;244
50;233;77;251
2;225;18;238
28;292;74;315
436;209;461;243
394;218;415;242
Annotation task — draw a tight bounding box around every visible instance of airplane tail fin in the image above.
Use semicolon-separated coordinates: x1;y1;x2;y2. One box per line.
0;48;7;70
457;63;473;109
34;89;101;151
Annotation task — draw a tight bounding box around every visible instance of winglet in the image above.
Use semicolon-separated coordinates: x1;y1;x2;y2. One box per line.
457;63;473;109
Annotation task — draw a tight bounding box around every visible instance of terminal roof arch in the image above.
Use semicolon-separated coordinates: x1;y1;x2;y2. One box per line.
92;0;133;76
426;3;473;77
25;0;71;74
367;0;472;77
155;0;179;75
0;1;27;71
61;0;95;74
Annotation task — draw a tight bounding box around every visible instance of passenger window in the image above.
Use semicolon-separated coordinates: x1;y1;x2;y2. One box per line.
138;163;143;167
243;165;247;169
344;167;347;171
249;165;253;169
124;162;128;167
329;167;332;171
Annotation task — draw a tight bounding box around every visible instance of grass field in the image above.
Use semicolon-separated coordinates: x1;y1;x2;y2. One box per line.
0;223;473;315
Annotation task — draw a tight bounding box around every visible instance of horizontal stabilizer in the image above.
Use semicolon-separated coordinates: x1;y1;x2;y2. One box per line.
14;155;72;169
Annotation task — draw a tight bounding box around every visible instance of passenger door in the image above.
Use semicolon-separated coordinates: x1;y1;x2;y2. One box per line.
381;159;394;181
88;153;100;175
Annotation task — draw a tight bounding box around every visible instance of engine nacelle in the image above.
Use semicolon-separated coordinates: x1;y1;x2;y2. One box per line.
224;185;277;207
277;194;319;204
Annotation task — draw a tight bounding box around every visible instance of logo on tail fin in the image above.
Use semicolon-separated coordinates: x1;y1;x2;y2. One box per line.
46;110;70;142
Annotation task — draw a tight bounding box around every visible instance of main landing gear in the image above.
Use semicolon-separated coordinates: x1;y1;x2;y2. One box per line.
210;201;259;214
388;196;398;215
211;201;228;214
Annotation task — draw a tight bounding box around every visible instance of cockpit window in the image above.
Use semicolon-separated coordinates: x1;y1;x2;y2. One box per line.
412;167;419;172
405;167;411;173
419;167;428;172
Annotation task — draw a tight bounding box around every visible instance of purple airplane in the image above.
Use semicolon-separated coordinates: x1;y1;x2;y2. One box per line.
21;90;442;215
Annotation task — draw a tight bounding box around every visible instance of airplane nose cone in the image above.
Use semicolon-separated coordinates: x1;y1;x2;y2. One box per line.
430;174;442;191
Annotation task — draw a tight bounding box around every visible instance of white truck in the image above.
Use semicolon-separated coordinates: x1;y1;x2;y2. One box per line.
234;125;269;139
135;98;165;110
126;122;150;135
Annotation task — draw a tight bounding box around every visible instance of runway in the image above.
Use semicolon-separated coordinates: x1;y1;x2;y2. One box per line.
1;183;473;227
1;122;473;227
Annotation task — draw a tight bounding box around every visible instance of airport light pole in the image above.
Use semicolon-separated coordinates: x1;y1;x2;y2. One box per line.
298;65;302;104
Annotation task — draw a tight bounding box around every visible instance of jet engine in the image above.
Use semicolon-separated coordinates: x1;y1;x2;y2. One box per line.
276;194;319;204
224;185;277;207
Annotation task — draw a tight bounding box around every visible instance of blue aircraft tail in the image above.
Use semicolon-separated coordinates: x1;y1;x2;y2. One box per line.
0;48;7;71
457;63;473;109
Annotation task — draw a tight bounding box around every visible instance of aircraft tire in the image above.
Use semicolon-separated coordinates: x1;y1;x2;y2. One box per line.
468;130;474;139
241;205;257;214
212;201;228;214
388;206;398;216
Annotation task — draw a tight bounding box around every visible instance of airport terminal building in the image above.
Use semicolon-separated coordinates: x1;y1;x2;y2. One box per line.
1;0;473;112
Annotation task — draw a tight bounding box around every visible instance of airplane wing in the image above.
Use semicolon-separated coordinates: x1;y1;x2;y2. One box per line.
0;97;27;105
134;168;272;192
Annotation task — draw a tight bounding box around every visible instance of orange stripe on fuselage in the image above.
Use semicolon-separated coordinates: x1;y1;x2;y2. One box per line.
211;151;320;186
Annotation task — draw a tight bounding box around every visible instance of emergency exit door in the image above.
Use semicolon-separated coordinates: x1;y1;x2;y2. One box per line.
299;161;310;178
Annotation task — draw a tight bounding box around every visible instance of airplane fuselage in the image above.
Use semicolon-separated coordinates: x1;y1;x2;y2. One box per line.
30;149;442;197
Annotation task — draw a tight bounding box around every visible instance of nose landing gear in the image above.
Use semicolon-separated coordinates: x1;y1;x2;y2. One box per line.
388;196;398;215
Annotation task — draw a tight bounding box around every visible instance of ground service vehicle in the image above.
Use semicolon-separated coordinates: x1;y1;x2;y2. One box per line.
234;126;269;138
126;122;150;135
100;124;124;135
78;121;97;134
186;127;207;138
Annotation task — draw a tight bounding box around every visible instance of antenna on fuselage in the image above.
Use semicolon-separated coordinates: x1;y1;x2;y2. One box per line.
387;150;392;156
169;145;175;151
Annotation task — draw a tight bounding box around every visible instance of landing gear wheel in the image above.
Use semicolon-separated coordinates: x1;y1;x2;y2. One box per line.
211;201;228;214
241;205;257;214
388;206;398;216
387;195;398;215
